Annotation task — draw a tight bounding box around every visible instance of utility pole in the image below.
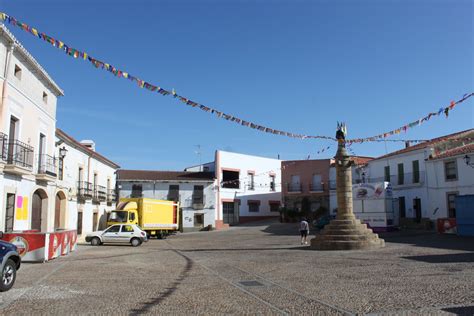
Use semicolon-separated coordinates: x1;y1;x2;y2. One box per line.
310;123;385;250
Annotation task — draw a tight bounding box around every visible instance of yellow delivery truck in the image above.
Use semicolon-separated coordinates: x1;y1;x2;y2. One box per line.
107;198;179;238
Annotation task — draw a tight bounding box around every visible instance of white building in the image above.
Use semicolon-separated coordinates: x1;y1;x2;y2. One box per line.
187;150;282;229
116;170;216;232
0;25;65;233
56;129;120;239
425;142;474;219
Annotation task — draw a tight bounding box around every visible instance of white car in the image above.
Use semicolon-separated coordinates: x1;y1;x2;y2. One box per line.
85;224;147;247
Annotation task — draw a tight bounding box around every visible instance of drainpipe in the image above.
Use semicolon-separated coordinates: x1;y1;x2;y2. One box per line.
1;43;15;131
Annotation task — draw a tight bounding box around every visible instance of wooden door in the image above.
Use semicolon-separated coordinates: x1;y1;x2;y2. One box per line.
32;192;42;231
55;194;61;230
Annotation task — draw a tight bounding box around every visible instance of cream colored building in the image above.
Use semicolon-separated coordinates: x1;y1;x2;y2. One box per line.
0;24;65;233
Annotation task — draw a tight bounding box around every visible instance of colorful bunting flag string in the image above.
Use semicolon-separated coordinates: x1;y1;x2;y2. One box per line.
346;93;474;144
1;12;471;144
0;12;335;142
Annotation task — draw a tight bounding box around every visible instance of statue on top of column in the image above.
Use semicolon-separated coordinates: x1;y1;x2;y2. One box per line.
336;122;347;147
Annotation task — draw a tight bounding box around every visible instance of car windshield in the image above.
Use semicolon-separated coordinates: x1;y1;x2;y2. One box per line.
108;211;128;223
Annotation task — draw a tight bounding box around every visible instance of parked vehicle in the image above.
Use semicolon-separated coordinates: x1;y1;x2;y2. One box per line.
0;232;21;292
107;198;179;239
85;224;147;247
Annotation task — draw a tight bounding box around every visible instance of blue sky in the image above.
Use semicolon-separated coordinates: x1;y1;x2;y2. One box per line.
1;0;472;170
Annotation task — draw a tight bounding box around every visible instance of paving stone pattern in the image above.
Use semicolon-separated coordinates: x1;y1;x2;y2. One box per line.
0;221;473;315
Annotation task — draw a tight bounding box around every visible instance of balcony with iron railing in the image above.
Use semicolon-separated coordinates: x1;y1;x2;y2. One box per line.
4;139;34;175
221;179;240;189
0;133;7;161
309;182;325;192
93;185;107;203
77;181;93;200
107;189;117;204
368;171;426;187
192;194;205;209
36;154;57;180
287;183;302;193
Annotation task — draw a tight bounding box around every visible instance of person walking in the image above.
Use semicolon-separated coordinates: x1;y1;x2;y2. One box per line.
299;218;309;245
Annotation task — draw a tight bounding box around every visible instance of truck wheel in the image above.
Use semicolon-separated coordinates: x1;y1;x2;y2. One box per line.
0;259;17;292
91;237;101;246
131;238;142;247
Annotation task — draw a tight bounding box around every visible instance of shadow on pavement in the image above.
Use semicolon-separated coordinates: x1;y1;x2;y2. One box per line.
402;252;474;264
380;231;474;252
129;249;193;315
179;246;311;252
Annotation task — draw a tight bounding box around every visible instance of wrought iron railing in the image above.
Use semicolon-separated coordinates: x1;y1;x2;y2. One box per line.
7;139;34;169
309;182;324;192
0;133;7;161
107;189;117;203
222;180;240;189
287;183;302;192
369;172;425;185
94;185;107;202
78;181;93;199
192;194;205;205
37;154;57;176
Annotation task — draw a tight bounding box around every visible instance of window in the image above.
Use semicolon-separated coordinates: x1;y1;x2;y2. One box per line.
397;163;404;185
248;172;255;190
168;185;179;201
78;167;83;183
4;193;15;232
131;184;143;198
248;200;260;212
77;212;83;235
270;175;276;191
412;160;420;183
269;202;280;212
105;225;120;233
43;92;48;104
399;196;406;218
93;212;98;231
444;161;457;181
222;170;240;189
384;166;390;182
129;212;136;222
288;175;301;192
58;157;64;180
121;225;134;232
447;193;458;218
14;64;22;80
192;185;204;204
311;174;322;191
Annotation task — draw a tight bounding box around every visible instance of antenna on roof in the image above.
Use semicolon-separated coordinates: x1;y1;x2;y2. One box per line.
195;145;202;171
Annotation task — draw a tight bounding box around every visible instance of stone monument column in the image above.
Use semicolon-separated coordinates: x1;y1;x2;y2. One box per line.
310;123;384;250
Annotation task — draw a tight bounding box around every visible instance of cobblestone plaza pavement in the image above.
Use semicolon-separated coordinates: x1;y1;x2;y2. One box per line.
1;221;473;315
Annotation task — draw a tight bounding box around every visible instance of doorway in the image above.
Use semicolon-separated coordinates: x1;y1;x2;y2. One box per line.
77;212;83;235
54;192;66;230
223;202;238;225
4;193;15;232
32;189;47;231
413;198;421;223
194;214;204;229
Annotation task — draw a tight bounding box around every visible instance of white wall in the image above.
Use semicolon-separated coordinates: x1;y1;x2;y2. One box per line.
426;154;474;219
216;150;282;223
56;134;118;239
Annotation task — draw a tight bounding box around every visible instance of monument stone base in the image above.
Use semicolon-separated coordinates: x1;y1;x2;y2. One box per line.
310;217;385;250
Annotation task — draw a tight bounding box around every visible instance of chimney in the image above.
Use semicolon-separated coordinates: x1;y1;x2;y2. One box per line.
80;140;96;152
405;141;411;148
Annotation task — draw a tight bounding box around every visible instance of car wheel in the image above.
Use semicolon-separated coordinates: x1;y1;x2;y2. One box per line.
0;259;17;292
91;237;101;246
130;238;141;247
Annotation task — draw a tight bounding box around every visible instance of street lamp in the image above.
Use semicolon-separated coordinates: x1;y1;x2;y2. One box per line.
59;146;68;159
463;155;474;168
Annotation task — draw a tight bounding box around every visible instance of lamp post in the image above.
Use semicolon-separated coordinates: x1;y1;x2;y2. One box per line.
59;146;68;159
